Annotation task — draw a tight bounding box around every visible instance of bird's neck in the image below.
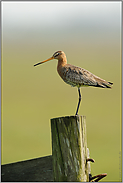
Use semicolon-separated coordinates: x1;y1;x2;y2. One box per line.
57;57;67;78
57;57;67;68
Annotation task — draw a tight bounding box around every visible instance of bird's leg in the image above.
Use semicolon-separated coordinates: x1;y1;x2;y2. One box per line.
75;88;81;115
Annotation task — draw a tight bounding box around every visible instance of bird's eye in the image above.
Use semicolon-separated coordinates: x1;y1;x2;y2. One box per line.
53;52;59;57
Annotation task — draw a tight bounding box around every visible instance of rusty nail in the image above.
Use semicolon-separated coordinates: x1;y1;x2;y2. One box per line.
90;173;107;182
86;158;95;163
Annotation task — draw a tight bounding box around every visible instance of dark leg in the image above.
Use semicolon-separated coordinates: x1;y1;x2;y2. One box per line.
75;88;81;115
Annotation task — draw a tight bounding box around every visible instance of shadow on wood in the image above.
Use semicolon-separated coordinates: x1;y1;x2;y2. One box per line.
1;155;53;182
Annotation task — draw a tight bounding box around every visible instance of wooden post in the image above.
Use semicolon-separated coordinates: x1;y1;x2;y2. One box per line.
51;115;89;182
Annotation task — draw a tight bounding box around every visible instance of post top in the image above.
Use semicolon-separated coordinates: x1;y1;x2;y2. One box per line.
51;115;86;120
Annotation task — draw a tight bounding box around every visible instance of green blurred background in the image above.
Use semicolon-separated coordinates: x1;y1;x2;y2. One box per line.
1;2;121;182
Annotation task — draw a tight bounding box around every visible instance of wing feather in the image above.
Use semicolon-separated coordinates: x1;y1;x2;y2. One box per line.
64;64;112;88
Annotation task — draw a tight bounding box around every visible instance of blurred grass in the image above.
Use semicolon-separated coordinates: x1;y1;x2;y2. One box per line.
1;3;121;181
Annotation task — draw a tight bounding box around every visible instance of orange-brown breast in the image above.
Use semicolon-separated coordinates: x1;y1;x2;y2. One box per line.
57;63;85;87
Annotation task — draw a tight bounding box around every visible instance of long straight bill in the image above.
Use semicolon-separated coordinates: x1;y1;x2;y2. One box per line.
34;56;54;66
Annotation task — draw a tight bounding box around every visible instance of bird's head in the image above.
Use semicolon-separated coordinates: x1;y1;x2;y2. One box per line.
34;51;66;66
53;51;66;60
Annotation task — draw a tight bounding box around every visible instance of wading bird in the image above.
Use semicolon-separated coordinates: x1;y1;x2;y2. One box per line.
34;51;113;115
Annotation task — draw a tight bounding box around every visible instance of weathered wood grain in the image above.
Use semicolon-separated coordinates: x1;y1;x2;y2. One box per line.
51;115;89;182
